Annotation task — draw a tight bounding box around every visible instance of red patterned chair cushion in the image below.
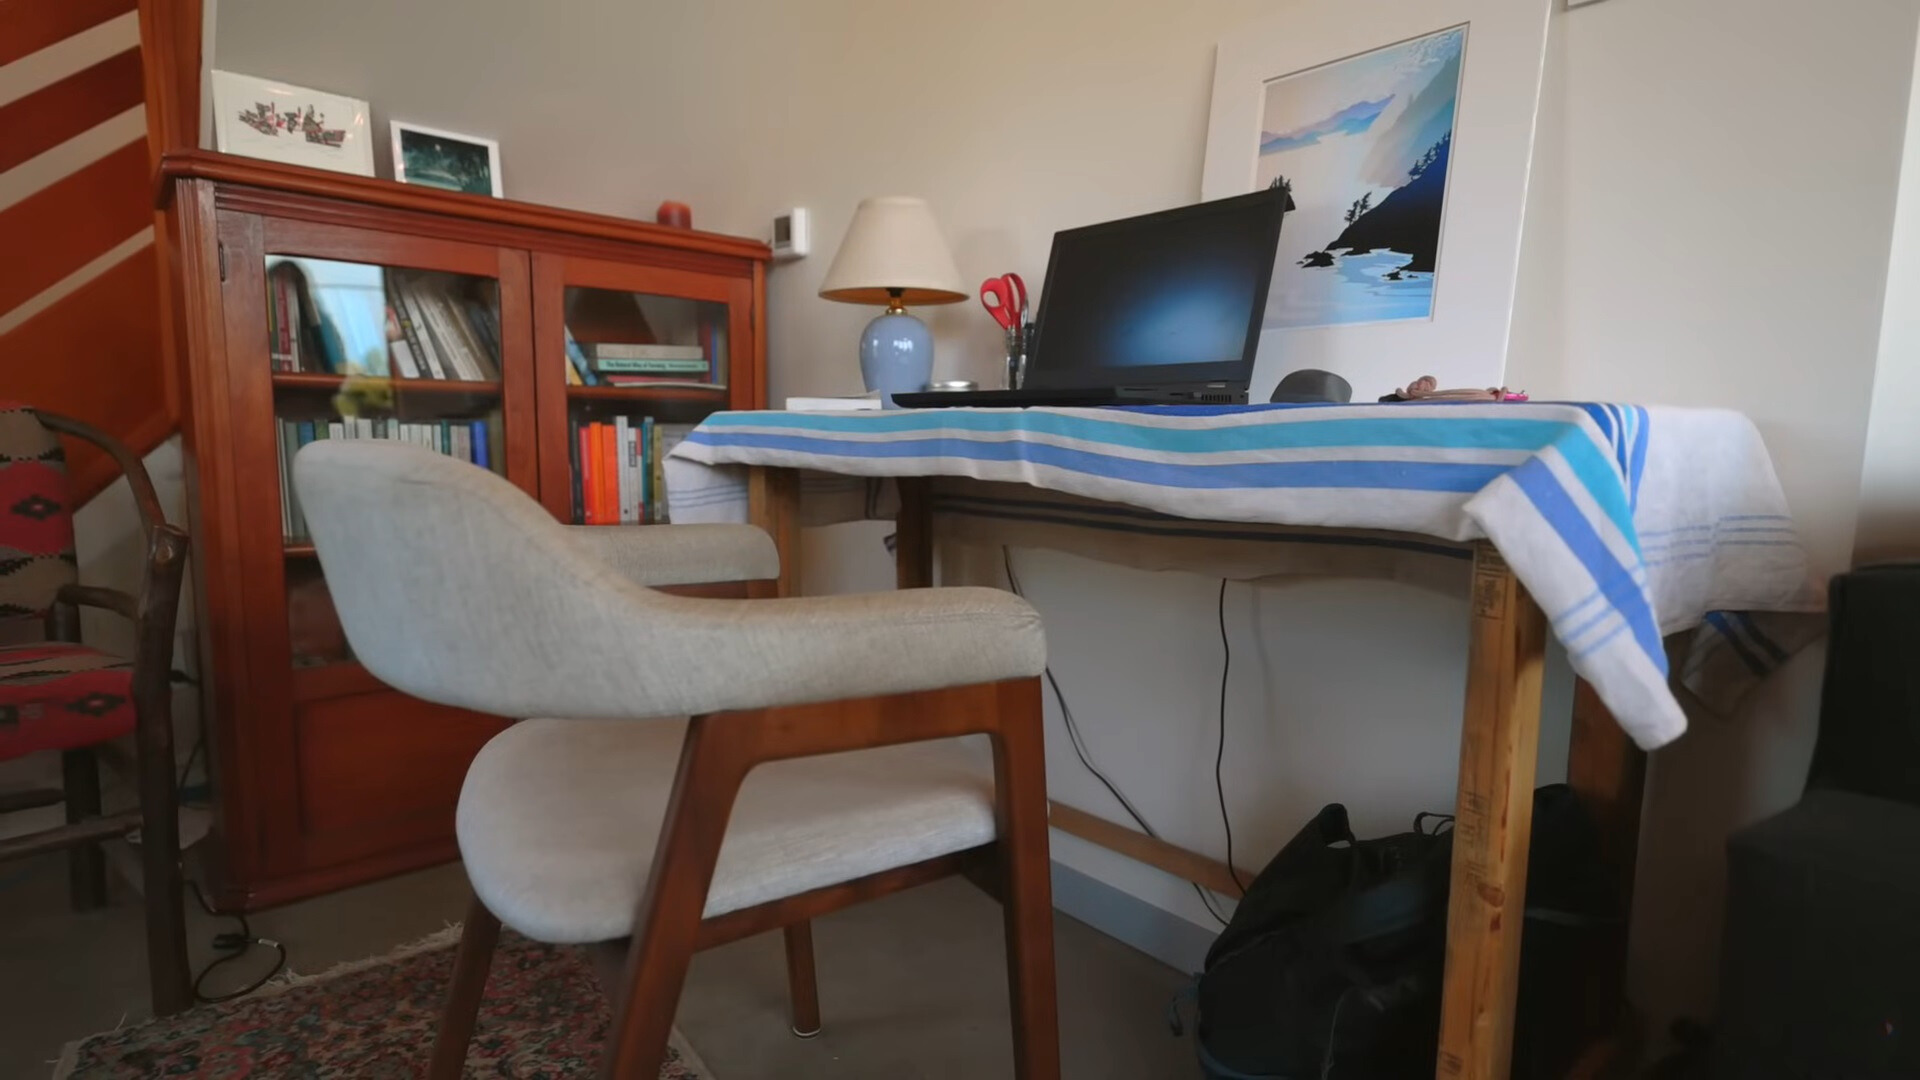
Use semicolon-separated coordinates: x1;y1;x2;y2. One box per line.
0;641;136;759
0;403;78;637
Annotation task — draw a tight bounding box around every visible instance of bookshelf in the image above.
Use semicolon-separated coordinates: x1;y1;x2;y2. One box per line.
158;151;770;909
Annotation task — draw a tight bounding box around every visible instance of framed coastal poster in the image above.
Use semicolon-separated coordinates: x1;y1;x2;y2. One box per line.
1201;0;1553;399
210;71;374;176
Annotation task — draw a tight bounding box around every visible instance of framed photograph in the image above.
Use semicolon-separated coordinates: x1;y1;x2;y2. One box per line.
390;123;503;197
210;71;373;176
1202;0;1553;399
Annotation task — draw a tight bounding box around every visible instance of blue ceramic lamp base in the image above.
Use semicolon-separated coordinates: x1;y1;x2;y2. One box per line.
859;307;934;409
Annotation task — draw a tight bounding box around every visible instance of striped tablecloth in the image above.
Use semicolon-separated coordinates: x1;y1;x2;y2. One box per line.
666;403;1819;750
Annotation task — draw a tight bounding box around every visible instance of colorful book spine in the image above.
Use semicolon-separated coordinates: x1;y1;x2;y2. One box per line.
568;417;584;522
613;416;629;524
563;329;599;386
639;415;654;524
598;423;619;527
580;423;598;524
470;419;491;470
595;357;710;374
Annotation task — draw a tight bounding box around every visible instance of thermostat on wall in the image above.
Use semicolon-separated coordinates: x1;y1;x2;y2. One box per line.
771;208;810;260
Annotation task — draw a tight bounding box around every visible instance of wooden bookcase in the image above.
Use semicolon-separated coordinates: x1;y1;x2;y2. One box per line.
156;151;770;910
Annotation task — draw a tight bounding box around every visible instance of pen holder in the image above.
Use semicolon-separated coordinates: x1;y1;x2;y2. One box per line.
1004;323;1032;390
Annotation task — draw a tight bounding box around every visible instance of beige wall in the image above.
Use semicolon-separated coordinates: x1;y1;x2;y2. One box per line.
219;0;1920;1031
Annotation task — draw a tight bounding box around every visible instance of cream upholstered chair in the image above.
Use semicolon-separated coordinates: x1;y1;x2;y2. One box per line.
293;440;1059;1079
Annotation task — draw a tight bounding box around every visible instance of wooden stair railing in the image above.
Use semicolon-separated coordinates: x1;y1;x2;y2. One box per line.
0;0;201;502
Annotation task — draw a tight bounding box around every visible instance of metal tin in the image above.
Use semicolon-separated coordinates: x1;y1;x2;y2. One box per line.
928;380;978;392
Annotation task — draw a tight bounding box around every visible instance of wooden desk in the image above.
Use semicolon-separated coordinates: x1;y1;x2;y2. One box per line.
749;469;1644;1080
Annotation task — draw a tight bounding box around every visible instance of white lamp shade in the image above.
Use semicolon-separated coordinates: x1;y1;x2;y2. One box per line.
818;196;969;306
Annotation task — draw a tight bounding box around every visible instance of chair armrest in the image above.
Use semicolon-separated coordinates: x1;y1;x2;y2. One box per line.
52;583;138;621
385;575;1045;722
32;410;167;539
561;524;779;587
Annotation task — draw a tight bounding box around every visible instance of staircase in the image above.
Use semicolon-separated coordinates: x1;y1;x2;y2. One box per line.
1;0;187;501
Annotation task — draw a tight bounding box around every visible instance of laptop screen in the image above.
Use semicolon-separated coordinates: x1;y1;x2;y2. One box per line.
1026;188;1288;389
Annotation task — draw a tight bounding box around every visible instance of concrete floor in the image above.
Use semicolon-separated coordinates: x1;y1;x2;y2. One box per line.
0;852;1199;1078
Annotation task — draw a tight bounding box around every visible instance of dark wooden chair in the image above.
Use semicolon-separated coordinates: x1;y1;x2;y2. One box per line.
0;404;191;1016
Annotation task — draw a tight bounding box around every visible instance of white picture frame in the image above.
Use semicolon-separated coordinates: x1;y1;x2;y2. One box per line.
1201;0;1553;400
210;70;373;177
390;122;504;198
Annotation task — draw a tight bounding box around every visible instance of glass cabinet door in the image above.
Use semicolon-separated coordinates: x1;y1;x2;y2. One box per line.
218;215;534;673
531;254;756;524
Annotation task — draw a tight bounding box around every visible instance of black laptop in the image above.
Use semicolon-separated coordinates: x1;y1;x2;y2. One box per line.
894;187;1288;409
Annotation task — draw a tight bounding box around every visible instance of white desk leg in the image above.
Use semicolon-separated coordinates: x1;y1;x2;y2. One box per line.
1438;541;1547;1080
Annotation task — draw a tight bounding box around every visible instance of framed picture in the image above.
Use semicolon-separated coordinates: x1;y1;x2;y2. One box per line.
390;123;503;197
1201;0;1553;399
210;71;373;176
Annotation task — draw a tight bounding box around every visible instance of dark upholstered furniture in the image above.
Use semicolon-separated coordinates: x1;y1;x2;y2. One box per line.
1713;564;1920;1079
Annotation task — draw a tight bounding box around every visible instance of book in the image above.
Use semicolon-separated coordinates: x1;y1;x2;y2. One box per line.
470;420;491;470
385;305;421;379
434;281;497;380
563;329;599;386
585;342;707;362
598;423;619;527
642;416;658;524
276;420;293;538
614;415;632;524
580;423;599;524
595;357;710;375
568;417;584;522
599;377;728;391
393;274;450;379
785;395;882;411
416;285;481;380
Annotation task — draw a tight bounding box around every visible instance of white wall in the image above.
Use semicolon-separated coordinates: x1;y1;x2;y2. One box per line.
218;0;1920;1033
1857;14;1920;565
1508;0;1919;1030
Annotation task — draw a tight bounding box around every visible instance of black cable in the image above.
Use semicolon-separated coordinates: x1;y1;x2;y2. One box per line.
1216;580;1248;896
188;879;288;1003
1002;547;1231;926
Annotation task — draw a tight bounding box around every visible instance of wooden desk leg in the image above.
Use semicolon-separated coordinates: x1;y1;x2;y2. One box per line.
1566;678;1648;1054
748;466;800;599
1438;542;1548;1080
896;477;933;590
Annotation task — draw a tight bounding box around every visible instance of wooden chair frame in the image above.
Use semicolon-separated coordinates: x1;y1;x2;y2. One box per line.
427;677;1062;1080
0;410;192;1016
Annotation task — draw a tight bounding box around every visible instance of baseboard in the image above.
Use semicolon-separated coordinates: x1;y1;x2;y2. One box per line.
1050;860;1218;975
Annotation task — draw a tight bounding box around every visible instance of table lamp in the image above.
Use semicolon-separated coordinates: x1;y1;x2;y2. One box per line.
818;196;968;407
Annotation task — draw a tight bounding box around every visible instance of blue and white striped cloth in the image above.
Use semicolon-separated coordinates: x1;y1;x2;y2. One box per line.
666;403;1818;749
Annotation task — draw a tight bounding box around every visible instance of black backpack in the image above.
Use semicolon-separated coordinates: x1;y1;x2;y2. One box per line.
1187;784;1616;1079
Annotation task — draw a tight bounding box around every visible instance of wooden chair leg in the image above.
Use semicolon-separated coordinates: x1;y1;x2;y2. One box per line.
429;895;502;1080
783;921;822;1038
130;683;191;1016
603;714;752;1079
990;678;1062;1080
61;748;107;911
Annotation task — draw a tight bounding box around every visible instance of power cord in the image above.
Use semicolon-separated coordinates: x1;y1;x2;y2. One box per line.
1001;547;1232;926
188;879;287;1003
1216;580;1248;896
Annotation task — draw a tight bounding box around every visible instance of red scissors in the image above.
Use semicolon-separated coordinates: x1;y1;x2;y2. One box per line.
980;273;1028;331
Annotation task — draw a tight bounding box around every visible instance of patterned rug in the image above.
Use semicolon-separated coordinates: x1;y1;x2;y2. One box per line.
54;927;709;1078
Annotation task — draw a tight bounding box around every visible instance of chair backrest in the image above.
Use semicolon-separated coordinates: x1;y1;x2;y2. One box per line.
292;439;679;720
1806;564;1920;806
0;404;77;642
